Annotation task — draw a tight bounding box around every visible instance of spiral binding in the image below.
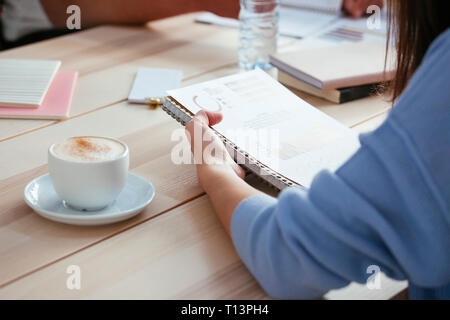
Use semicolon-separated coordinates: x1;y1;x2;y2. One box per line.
162;97;300;190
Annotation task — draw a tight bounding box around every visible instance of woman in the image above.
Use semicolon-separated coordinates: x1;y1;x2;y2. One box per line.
185;0;450;299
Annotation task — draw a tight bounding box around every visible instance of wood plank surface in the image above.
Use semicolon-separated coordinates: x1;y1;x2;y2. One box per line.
0;13;240;142
0;185;405;300
0;76;391;291
0;110;203;287
0;196;267;299
0;111;395;298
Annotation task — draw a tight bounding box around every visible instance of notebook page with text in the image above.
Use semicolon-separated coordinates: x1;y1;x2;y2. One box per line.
168;69;360;187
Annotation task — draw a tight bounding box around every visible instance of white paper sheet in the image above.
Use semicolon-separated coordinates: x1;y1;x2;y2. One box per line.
196;7;340;39
196;4;387;40
128;67;183;104
326;274;408;300
282;0;343;14
0;59;61;108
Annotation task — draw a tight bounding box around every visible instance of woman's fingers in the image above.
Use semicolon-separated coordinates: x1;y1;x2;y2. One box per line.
185;111;245;179
195;110;223;126
185;116;205;158
231;161;246;179
185;111;225;160
343;0;383;18
185;111;223;146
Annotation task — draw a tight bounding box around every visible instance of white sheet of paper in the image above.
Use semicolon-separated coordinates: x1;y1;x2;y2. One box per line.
282;0;343;14
196;7;340;39
339;8;387;35
326;274;407;300
168;69;360;187
196;3;386;40
128;68;183;104
0;59;61;108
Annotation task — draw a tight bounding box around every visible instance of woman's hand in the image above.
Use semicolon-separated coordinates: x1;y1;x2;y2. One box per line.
185;111;261;236
185;111;245;190
342;0;384;18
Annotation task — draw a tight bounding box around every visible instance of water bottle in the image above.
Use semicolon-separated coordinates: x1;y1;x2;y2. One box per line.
238;0;280;70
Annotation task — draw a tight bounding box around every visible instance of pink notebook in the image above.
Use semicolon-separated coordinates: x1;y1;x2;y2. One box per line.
0;71;78;120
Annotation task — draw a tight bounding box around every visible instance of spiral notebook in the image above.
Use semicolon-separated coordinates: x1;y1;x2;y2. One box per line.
163;69;360;190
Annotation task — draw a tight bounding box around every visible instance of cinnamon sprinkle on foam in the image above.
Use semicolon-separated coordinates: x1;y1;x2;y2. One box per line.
68;137;112;161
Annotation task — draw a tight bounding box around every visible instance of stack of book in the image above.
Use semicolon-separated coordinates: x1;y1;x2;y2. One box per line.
270;41;394;104
0;59;78;119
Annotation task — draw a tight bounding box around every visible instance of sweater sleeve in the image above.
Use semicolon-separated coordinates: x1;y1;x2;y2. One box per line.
232;120;450;299
231;29;450;299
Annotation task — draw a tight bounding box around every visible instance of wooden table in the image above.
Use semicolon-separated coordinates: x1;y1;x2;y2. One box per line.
0;13;407;299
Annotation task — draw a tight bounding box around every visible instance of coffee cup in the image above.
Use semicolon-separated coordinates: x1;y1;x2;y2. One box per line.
48;136;129;211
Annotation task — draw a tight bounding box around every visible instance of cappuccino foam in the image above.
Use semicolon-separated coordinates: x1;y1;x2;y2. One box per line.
52;137;125;162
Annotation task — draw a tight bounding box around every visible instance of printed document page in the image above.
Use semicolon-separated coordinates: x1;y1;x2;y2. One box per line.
196;6;340;39
282;0;343;14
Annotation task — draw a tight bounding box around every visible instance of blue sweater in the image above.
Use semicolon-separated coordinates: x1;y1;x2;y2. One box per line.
231;28;450;300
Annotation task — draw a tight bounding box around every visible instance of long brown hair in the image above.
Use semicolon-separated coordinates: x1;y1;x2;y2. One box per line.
386;0;450;101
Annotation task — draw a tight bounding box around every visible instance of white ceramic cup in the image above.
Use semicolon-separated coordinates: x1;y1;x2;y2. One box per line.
48;136;129;211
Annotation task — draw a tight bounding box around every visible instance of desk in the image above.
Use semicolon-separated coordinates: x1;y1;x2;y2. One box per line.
0;13;407;299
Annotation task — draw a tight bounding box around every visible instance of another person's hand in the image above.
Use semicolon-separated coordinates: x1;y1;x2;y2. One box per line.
342;0;384;18
185;111;245;190
209;0;240;19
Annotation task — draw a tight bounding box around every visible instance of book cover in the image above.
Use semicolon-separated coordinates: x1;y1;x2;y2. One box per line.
278;70;378;104
270;42;394;90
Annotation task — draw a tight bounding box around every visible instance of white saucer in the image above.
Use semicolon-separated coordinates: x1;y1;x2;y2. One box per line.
24;173;155;226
